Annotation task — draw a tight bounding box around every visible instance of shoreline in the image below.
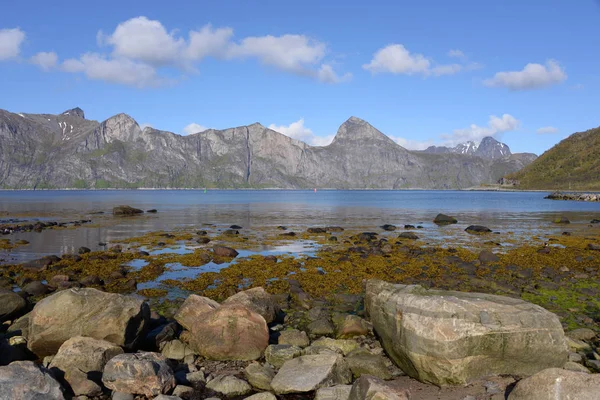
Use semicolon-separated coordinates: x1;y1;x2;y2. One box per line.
0;187;560;192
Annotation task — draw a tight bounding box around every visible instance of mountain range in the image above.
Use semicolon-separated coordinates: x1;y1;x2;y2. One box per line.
504;125;600;190
0;108;537;189
422;136;513;160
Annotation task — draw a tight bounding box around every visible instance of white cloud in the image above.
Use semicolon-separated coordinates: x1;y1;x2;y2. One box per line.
185;24;234;60
537;126;558;134
58;17;350;86
61;53;162;88
431;63;463;76
30;51;58;70
448;49;465;58
268;118;334;146
484;60;567;90
390;136;434;150
317;64;352;83
183;123;208;135
0;28;25;60
230;34;326;75
363;44;475;77
363;44;430;75
103;16;185;66
441;114;520;146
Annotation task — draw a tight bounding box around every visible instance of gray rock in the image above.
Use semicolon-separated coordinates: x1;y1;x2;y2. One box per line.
366;280;568;386
348;375;410;400
244;362;275;391
160;339;196;361
0;361;65;399
346;350;392;379
49;336;124;396
311;337;359;355
153;396;182;400
278;329;310;347
508;368;600;399
315;385;353;400
265;344;302;368
206;375;252;397
172;385;193;398
0;288;27;322
23;281;50;296
7;312;30;340
302;345;343;356
270;354;352;394
223;287;278;323
102;352;176;397
112;393;134;400
184;370;206;385
563;361;590;373
244;393;277;400
308;318;335;336
28;288;149;358
566;328;596;341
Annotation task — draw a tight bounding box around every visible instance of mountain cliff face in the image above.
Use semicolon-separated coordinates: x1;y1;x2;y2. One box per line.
505;126;600;190
0;108;535;189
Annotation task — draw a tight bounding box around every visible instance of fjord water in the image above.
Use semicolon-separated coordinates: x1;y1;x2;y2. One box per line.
1;190;599;264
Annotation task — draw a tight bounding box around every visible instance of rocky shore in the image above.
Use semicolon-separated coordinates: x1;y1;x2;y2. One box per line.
545;192;600;202
1;208;600;399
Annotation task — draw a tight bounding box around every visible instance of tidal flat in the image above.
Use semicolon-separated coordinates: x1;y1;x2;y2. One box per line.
2;205;600;331
1;191;600;399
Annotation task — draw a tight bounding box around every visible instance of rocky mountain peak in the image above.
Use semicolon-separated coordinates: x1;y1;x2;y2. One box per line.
475;136;511;160
332;116;397;146
61;107;85;119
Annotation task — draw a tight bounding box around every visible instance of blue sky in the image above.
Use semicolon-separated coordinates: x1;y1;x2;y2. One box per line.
1;0;599;154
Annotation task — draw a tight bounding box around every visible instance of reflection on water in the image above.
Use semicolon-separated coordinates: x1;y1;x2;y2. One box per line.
0;190;599;264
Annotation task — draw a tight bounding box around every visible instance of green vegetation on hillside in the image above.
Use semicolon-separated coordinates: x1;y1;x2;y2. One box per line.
506;126;600;190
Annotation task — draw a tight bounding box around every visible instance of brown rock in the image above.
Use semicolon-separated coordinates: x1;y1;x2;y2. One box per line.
28;288;149;357
112;205;144;216
174;294;220;331
213;245;239;258
187;304;268;360
223;287;278;324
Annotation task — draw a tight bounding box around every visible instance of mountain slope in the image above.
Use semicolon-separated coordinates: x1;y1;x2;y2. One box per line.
505;126;600;190
0;108;535;189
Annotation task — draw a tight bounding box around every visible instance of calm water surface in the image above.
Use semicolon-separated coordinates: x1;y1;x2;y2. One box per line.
1;190;599;264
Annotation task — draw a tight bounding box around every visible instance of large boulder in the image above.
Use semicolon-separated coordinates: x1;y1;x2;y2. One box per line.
174;294;220;331
223;287;278;323
366;280;568;386
102;352;175;397
508;368;600;400
270;354;352;394
49;336;123;396
28;288;150;357
186;304;268;360
0;288;27;322
0;361;65;399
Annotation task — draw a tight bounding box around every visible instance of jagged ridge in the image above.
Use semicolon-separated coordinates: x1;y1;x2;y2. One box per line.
0;107;536;189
